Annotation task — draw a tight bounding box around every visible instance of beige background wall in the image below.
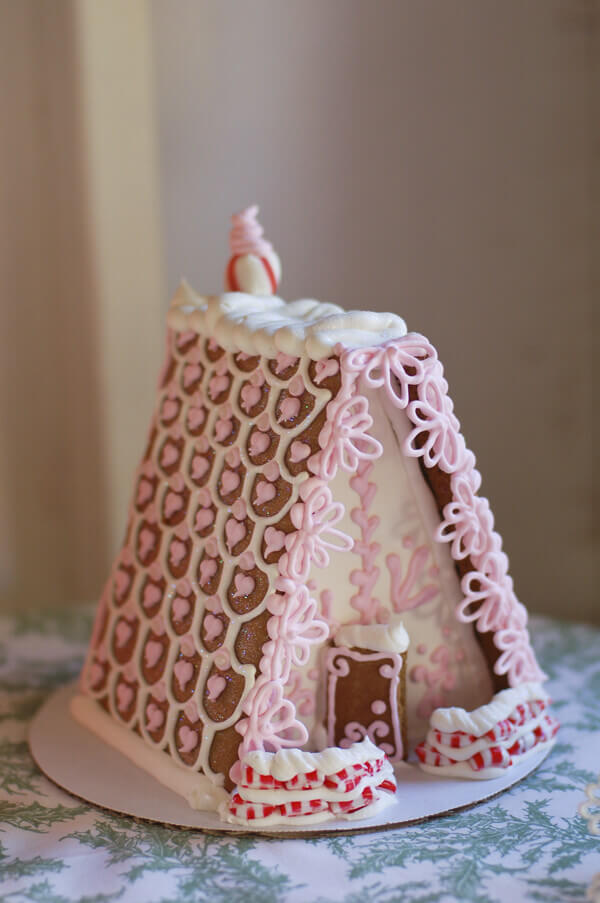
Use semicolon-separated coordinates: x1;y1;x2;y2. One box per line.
152;0;598;622
0;1;597;622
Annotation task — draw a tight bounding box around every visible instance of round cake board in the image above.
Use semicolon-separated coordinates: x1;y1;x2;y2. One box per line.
29;683;553;838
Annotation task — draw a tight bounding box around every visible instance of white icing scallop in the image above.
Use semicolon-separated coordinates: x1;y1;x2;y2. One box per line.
243;737;384;783
429;682;547;738
334;617;409;654
167;282;407;359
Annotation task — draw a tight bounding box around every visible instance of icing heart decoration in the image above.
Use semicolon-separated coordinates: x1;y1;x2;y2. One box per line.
150;614;166;635
221;469;241;494
114;569;131;600
137;528;157;561
289;441;310;463
264;526;286;558
194;508;215;531
178;724;199;754
198;558;217;584
88;662;103;688
206;674;226;701
225;518;246;551
143;583;162;610
205;594;222;613
116;683;134;713
203;613;223;643
181;633;196;656
136;478;154;507
215;416;233;443
278;396;301;422
115;620;133;648
187;405;206;431
174;659;194;690
274;351;298;374
225;447;241;468
264;460;279;482
185;700;200;723
146;702;164;732
183;355;203;387
254;481;276;505
161;397;179;422
164;491;184;520
176;329;196;350
191;455;209;480
172;596;191;621
233;573;255;598
208;373;230;400
144;640;163;669
249;430;270;456
169;540;187;567
161;443;179;469
313;357;340;384
239;550;255;570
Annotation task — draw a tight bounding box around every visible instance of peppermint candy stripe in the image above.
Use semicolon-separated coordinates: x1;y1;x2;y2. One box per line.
229;780;393;821
509;699;547;727
469;745;511;771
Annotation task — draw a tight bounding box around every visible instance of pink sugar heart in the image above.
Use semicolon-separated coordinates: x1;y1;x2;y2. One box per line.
215;418;232;442
314;358;340;383
136;479;154;507
254;481;276;505
169;539;187;567
203;613;223;643
288;375;305;397
198;558;217;584
162;398;179;421
263;460;279;482
177;329;196;349
264;526;286;557
290;441;310;463
233;573;255;598
143;583;162;609
241;384;262;412
174;659;194;690
183;363;202;387
114;569;131;600
115;621;133;648
181;634;196;657
249;430;270;455
172;596;191;622
191;455;209;480
178;724;199;753
88;662;103;688
146;702;164;731
138;529;156;560
274;352;298;374
161;443;179;468
225;447;241;467
144;640;163;669
185;700;200;723
116;683;134;712
221;469;240;494
164;491;184;519
187;406;206;431
278;396;301;422
209;374;229;400
225;518;246;551
206;674;226;701
194;508;215;531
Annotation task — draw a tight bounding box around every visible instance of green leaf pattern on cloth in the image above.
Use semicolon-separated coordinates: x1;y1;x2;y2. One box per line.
0;610;598;903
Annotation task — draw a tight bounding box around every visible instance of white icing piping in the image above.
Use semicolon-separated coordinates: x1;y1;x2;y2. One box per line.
167;282;407;360
243;736;385;783
429;682;547;737
334;617;410;654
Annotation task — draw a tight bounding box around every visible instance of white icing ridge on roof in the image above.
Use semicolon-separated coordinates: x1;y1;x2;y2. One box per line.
429;682;548;738
167;280;407;360
243;737;385;782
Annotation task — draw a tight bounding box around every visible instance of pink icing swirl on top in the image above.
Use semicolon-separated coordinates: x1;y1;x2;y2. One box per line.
229;205;273;257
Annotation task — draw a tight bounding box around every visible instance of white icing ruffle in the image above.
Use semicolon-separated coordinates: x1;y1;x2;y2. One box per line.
429;682;548;738
167;282;407;360
334;616;409;654
242;736;384;783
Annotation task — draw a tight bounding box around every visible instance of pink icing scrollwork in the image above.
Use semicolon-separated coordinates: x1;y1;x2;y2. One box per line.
284;479;353;581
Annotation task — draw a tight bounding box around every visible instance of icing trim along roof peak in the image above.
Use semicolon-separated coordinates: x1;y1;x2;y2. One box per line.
167;280;407;360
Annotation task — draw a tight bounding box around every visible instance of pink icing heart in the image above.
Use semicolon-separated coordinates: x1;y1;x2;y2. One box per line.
314;358;340;383
174;659;194;690
88;662;103;688
146;702;164;731
274;352;298;374
143;583;162;609
144;640;163;669
278;397;301;422
114;570;131;600
187;406;206;431
116;683;134;712
225;447;241;467
172;596;191;621
191;455;209;480
183;363;202;387
151;614;166;635
136;479;154;507
209;375;229;400
195;508;215;531
161;398;179;421
203;613;223;642
169;540;187;567
241;384;262;412
206;674;226;701
254;481;276;505
233;573;255;597
164;491;184;519
221;469;240;494
264;526;286;558
185;700;200;723
161;443;179;468
290;441;311;463
178;724;199;753
138;529;156;560
115;620;133;648
225;518;246;551
249;430;270;456
198;558;217;584
215;418;233;442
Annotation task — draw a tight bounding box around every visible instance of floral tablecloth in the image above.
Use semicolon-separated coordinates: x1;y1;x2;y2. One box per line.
0;608;598;903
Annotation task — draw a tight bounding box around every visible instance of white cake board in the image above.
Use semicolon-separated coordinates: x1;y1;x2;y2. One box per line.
29;683;553;837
